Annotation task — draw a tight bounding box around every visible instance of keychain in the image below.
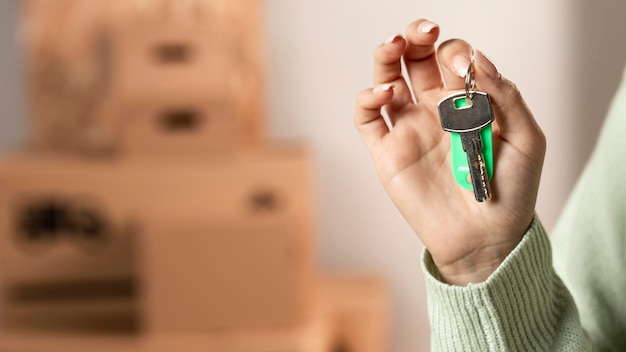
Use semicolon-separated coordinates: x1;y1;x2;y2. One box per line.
438;62;494;202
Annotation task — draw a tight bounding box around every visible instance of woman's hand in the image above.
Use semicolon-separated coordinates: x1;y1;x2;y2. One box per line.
354;19;546;285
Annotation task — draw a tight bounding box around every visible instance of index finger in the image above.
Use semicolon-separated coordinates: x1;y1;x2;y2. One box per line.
403;19;444;99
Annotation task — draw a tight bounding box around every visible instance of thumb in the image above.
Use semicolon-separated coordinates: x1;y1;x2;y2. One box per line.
473;50;545;150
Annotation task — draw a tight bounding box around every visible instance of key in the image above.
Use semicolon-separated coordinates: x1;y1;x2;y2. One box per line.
438;91;494;202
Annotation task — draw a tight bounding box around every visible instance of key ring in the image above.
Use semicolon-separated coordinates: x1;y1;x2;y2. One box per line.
465;62;475;101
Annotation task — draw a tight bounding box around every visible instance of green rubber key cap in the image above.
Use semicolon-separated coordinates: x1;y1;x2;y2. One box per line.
438;91;494;202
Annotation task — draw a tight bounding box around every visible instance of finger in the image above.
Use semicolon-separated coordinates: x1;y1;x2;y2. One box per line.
435;39;474;91
354;84;395;149
473;50;545;149
373;34;413;111
403;19;443;98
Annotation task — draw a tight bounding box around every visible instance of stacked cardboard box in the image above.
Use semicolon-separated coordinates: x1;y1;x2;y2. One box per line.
23;0;264;154
0;1;389;351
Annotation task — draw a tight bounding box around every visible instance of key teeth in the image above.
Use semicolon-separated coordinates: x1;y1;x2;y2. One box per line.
475;192;492;202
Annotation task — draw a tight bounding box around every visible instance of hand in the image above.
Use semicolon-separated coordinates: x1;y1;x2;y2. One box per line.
354;19;546;285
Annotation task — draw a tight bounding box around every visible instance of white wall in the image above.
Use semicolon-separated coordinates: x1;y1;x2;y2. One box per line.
1;0;626;351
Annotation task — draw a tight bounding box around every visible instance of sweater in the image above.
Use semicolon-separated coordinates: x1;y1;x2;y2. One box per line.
422;68;626;351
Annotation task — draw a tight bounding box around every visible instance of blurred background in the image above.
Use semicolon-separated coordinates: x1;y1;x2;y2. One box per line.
1;0;626;351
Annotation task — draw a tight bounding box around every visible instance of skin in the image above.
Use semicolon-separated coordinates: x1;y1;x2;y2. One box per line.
354;19;546;286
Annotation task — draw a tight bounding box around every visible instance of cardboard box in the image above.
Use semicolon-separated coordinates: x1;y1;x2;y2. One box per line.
0;148;315;333
22;0;265;153
138;215;311;332
0;313;332;352
320;274;390;352
0;274;390;352
109;25;241;103
106;0;265;150
0;286;333;352
111;93;240;157
0;156;139;333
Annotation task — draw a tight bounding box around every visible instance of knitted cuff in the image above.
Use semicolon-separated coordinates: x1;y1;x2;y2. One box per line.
422;216;581;351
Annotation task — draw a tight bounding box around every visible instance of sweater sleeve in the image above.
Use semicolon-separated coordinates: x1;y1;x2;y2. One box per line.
550;67;626;350
422;216;590;351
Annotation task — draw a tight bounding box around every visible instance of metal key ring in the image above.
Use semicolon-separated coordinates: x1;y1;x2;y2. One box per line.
465;62;475;100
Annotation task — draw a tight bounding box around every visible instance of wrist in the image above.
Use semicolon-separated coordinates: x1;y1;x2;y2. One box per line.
433;239;523;286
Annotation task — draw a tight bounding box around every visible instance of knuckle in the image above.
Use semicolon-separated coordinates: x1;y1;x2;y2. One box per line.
436;38;472;55
356;88;371;104
374;44;402;64
497;79;524;112
535;125;547;151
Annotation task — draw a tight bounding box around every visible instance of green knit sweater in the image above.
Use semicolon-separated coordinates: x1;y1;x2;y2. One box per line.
422;69;626;351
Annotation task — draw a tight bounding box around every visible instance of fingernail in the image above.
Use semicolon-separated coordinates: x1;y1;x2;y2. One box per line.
452;55;471;78
373;83;395;93
385;34;403;45
419;20;438;33
474;50;499;80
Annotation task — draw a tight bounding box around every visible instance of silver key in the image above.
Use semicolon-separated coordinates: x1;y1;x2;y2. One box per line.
438;91;493;202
